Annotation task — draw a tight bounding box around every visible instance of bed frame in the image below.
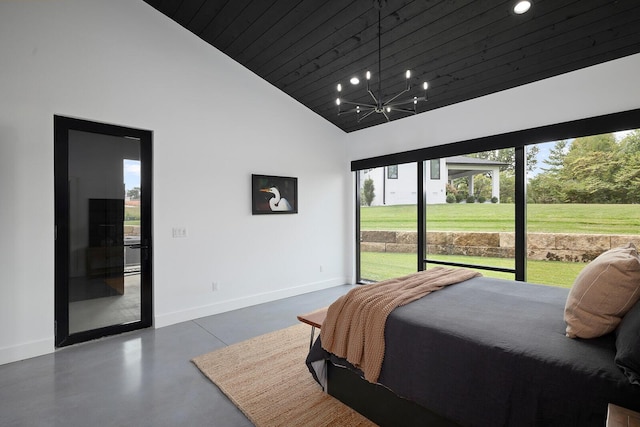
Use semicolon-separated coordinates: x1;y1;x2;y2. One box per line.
327;362;459;427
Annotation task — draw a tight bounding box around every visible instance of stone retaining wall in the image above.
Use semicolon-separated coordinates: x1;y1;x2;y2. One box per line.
361;230;640;263
124;225;140;236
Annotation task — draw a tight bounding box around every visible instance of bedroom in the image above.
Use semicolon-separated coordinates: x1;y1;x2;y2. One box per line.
1;0;639;425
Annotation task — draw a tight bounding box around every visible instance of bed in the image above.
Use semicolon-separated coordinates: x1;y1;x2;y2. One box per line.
306;273;640;427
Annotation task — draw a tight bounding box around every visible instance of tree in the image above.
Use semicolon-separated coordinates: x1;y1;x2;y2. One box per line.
127;187;141;200
615;152;640;203
499;171;515;203
564;133;616;163
619;130;640;154
362;178;375;206
472;174;492;199
527;173;565;203
541;140;568;174
469;146;539;173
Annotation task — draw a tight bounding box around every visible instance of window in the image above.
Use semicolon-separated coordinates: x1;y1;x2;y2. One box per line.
358;164;418;282
387;165;398;179
430;159;440;180
525;131;640;288
424;152;515;280
353;108;640;285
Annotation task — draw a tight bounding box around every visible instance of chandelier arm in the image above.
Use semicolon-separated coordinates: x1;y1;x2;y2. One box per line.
367;88;379;105
385;96;426;108
339;100;377;108
382;109;390;121
357;109;377;122
382;87;411;106
387;107;417;114
338;106;375;116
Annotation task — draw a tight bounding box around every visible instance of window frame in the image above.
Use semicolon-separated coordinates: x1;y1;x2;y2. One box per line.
429;159;440;180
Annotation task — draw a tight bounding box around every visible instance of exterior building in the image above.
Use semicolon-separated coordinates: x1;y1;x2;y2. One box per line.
360;156;506;205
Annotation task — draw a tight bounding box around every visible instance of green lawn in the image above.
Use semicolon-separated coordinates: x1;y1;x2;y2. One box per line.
359;203;638;287
361;252;584;288
361;203;640;234
125;205;140;226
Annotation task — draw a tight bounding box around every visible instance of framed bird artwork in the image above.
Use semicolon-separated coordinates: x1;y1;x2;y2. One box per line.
252;174;298;214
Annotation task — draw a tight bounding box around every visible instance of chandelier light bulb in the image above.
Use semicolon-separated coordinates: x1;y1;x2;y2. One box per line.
337;83;342;92
406;70;411;79
414;96;417;105
513;1;531;14
423;82;429;90
366;71;371;80
386;106;391;113
336;98;341;106
350;77;360;85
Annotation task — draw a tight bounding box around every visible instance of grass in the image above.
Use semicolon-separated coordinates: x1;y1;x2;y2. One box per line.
361;203;640;234
361;252;584;288
125;206;140;226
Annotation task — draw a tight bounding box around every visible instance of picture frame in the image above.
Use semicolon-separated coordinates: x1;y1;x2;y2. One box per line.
252;174;298;214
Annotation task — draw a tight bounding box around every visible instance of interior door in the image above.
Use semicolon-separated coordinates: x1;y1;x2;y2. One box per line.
54;116;152;347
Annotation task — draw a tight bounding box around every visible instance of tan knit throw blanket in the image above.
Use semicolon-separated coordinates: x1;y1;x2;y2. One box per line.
321;267;481;383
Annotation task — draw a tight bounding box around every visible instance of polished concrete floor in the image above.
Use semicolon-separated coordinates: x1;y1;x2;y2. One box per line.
0;284;354;427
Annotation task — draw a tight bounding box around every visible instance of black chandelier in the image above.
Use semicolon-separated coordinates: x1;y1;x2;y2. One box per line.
336;0;428;123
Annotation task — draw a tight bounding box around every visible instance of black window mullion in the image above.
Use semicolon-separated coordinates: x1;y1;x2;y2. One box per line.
514;146;527;281
355;171;362;283
417;161;425;272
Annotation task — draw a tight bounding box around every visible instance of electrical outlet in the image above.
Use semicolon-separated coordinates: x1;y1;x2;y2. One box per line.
212;282;219;292
172;227;187;238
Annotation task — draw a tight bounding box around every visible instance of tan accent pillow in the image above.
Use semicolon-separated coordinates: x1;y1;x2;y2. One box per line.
564;243;640;339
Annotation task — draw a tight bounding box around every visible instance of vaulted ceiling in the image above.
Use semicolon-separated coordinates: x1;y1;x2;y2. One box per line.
143;0;640;133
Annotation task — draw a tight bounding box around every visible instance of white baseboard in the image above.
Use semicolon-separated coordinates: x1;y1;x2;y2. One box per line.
0;337;53;366
154;277;348;328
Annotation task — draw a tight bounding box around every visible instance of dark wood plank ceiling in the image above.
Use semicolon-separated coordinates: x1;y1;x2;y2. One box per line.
143;0;640;133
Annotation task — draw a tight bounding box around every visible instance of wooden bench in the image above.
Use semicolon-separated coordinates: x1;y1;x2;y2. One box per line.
297;307;328;349
607;404;640;427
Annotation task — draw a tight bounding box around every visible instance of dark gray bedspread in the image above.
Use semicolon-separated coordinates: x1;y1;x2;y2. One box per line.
306;276;640;427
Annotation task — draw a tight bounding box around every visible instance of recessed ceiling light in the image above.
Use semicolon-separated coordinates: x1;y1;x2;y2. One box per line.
513;1;532;15
350;77;360;85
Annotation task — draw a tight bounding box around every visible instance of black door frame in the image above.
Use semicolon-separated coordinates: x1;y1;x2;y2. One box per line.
54;115;153;347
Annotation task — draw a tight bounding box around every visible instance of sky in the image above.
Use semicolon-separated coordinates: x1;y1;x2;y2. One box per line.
123;159;141;191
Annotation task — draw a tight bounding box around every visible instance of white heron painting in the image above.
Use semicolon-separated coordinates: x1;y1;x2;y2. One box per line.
252;174;298;214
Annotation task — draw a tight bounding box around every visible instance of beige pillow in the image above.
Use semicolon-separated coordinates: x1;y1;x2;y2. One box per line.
565;243;640;338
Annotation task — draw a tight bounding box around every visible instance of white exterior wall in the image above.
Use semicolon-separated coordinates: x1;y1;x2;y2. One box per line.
425;159;448;204
361;164;418;206
361;159;451;206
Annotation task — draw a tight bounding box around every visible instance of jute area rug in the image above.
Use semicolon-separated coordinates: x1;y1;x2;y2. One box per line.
192;323;377;427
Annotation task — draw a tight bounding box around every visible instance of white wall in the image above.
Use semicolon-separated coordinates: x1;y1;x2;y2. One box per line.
0;0;351;365
347;53;640;161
